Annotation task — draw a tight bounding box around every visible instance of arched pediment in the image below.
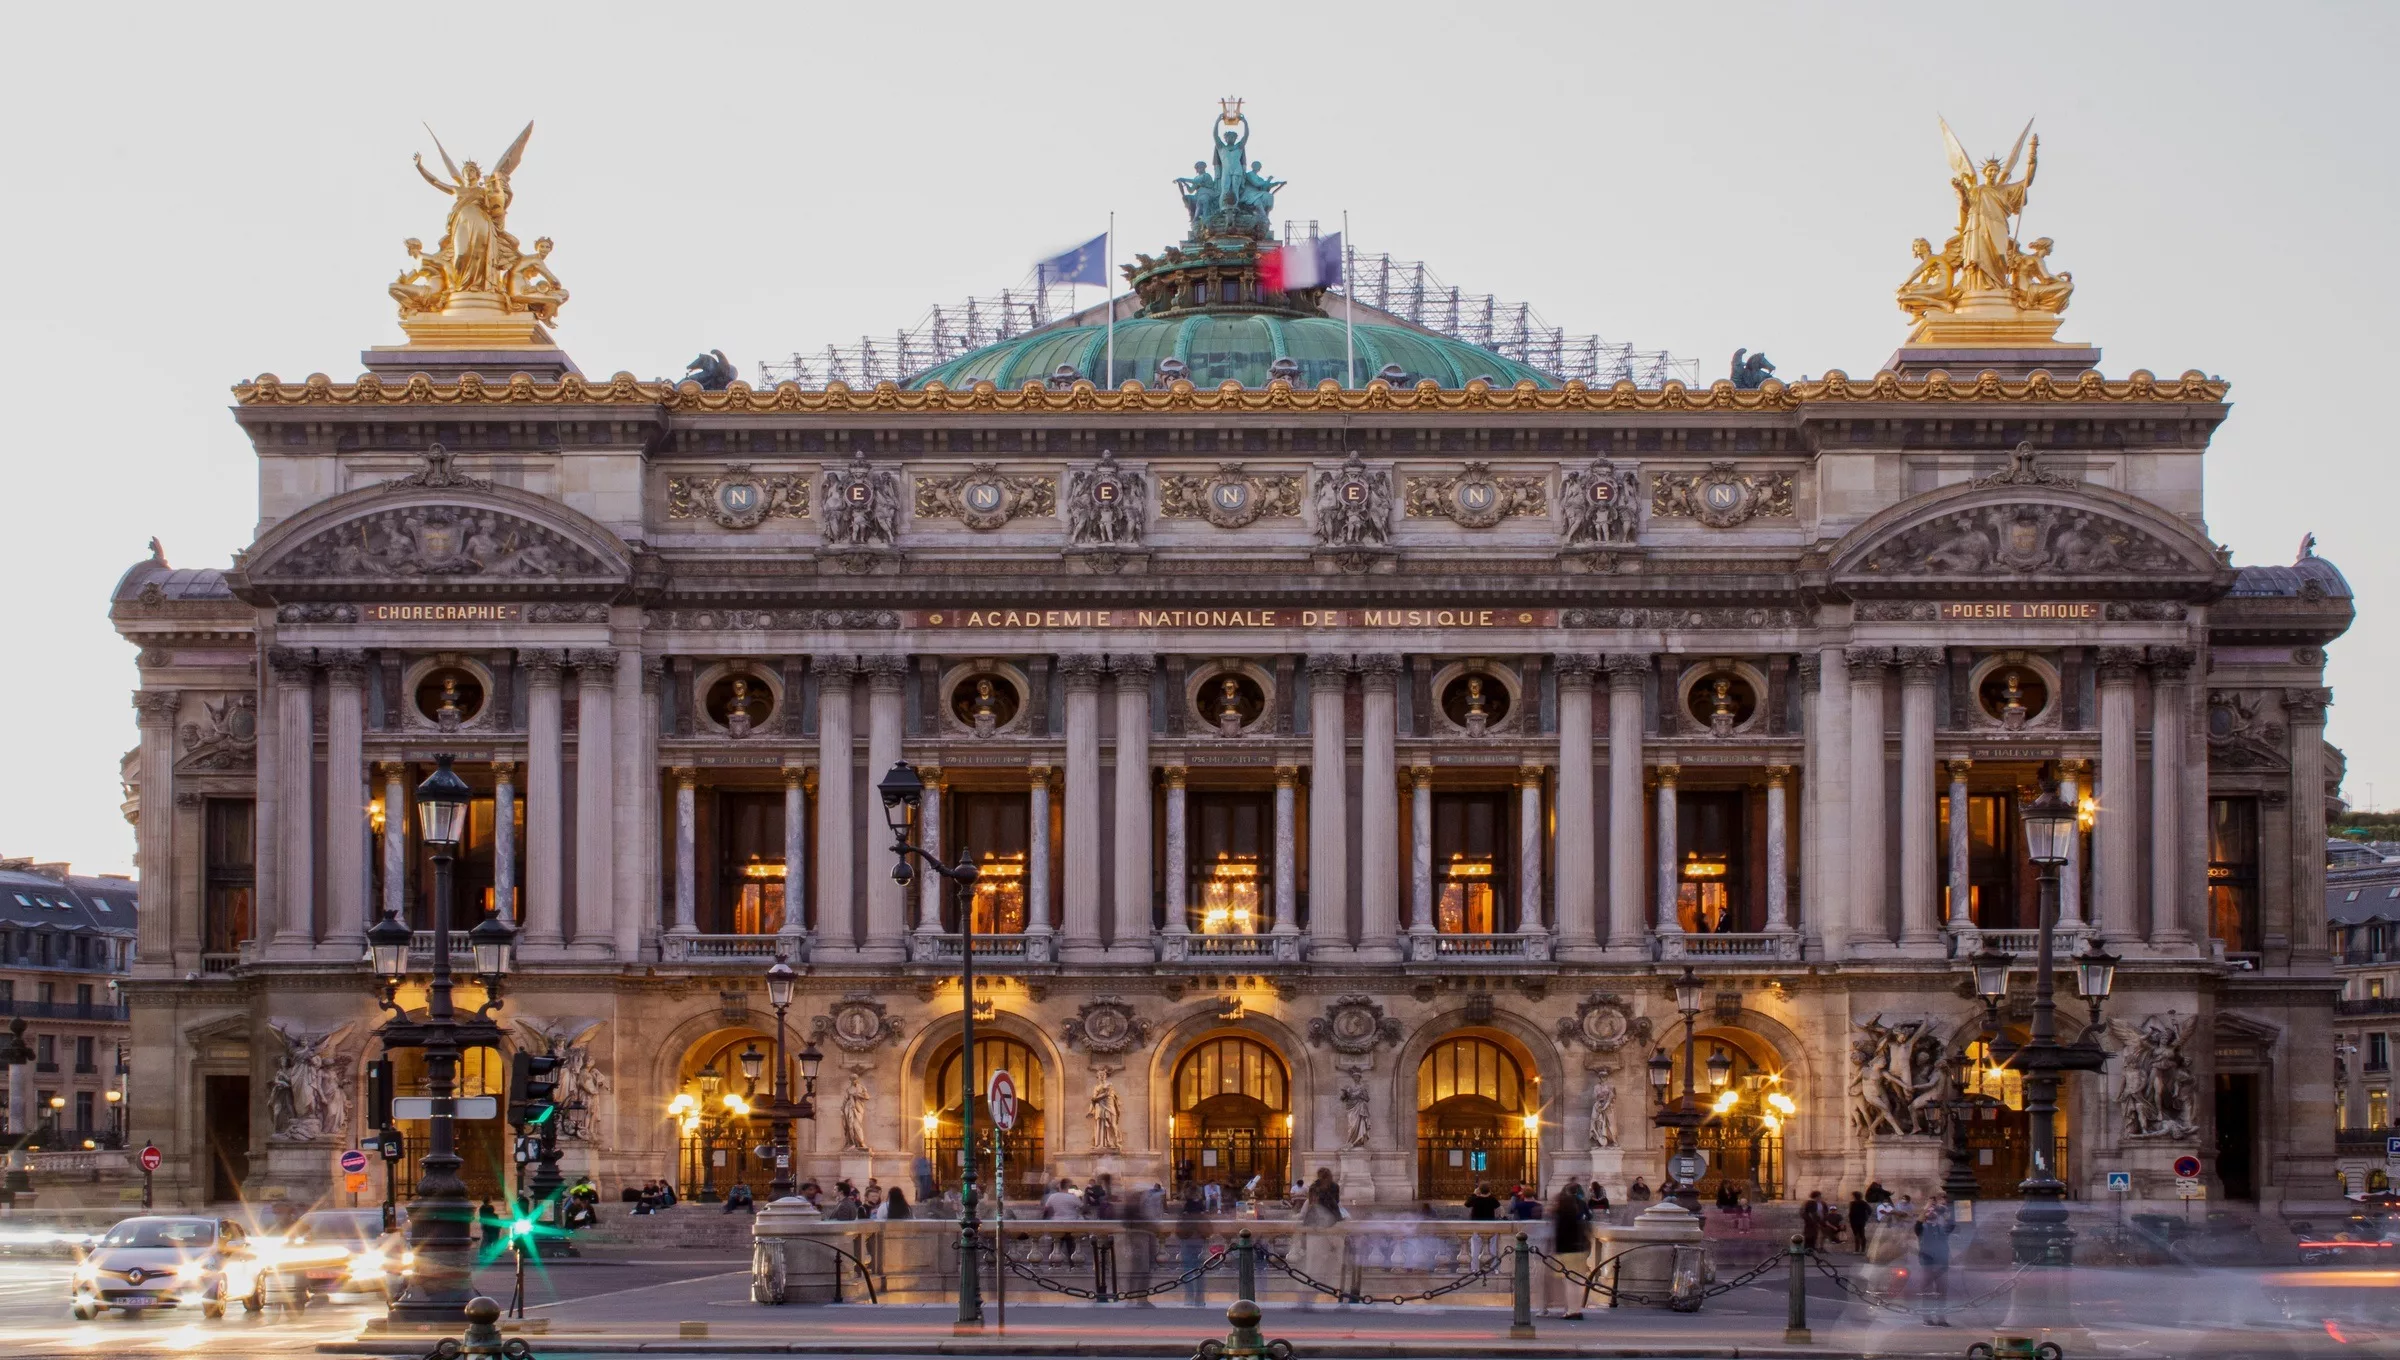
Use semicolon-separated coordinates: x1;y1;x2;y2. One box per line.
244;483;632;586
1829;474;2224;587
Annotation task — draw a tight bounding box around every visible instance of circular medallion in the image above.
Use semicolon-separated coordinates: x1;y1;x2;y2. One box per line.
847;481;871;506
1590;478;1615;504
1448;476;1505;529
711;477;770;529
1330;1008;1379;1045
1202;477;1265;528
1080;1007;1134;1049
1093;477;1121;505
1341;477;1369;506
956;477;1013;530
1579;1007;1628;1048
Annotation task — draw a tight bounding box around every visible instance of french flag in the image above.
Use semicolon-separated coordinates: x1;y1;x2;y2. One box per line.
1260;232;1342;293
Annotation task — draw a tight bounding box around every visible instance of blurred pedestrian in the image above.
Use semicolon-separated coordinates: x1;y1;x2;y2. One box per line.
1544;1184;1592;1319
1847;1191;1870;1254
1915;1195;1954;1327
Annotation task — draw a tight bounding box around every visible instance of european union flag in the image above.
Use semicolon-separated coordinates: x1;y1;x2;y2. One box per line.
1035;233;1109;288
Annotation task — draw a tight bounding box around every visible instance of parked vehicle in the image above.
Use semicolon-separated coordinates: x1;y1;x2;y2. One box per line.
68;1216;259;1320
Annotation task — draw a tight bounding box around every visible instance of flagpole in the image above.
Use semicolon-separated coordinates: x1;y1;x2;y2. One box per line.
1342;210;1354;388
1105;212;1116;389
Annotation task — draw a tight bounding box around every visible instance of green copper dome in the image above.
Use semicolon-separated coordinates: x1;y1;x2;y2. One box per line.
905;314;1556;391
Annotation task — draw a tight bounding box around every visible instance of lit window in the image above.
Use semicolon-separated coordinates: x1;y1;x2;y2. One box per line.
2375;1090;2390;1128
2374;978;2389;999
1199;854;1261;935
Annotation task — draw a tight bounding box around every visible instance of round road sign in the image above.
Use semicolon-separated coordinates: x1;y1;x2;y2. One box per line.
2172;1154;2202;1179
339;1148;369;1174
988;1069;1018;1131
1668;1152;1708;1183
138;1144;163;1173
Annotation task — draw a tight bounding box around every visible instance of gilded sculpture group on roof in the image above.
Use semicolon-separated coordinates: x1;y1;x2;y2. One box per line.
1895;118;2077;345
388;122;569;346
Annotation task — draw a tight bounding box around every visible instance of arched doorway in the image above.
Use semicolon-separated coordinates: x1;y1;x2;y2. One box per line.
925;1036;1046;1200
1416;1034;1539;1199
386;1044;507;1203
672;1030;782;1202
1679;1030;1790;1201
1170;1035;1290;1198
1957;1029;2072;1199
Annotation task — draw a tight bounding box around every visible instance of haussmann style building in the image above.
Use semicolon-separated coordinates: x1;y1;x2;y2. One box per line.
111;109;2353;1217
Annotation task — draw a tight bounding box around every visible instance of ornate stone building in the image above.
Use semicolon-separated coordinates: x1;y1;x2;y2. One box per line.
115;111;2351;1213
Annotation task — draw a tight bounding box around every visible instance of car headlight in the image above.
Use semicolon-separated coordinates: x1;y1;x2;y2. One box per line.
347;1252;387;1281
174;1261;207;1283
72;1264;98;1285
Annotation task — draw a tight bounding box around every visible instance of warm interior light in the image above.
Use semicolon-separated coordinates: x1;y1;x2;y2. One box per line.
922;1111;940;1135
2076;795;2098;833
105;1090;122;1104
1711;1090;1740;1115
1200;853;1262;934
741;861;786;880
1521;1111;1540;1133
1759;1113;1782;1134
1680;858;1729;881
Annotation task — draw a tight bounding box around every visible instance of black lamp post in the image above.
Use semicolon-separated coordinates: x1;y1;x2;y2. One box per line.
375;754;518;1325
878;760;982;1332
745;956;819;1202
1649;966;1708;1213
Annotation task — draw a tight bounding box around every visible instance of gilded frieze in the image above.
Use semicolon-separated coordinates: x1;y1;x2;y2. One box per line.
912;464;1056;530
1157;464;1301;527
1649;462;1796;527
1402;463;1545;528
665;465;810;529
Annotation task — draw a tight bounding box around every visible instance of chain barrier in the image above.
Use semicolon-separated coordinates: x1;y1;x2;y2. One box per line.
1803;1247;2032;1316
1258;1246;1505;1306
997;1240;1230;1302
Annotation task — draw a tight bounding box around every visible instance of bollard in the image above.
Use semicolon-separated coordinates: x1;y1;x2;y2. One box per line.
457;1296;510;1358
1783;1235;1811;1344
1508;1232;1535;1339
1235;1229;1257;1304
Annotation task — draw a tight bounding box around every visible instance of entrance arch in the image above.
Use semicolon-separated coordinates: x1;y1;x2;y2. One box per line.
671;1026;781;1201
1170;1034;1291;1198
1682;1028;1790;1201
924;1035;1047;1199
1955;1027;2072;1199
1416;1033;1538;1200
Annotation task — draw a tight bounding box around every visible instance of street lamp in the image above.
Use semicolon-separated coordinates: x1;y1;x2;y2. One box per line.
877;760;984;1332
744;956;813;1202
1650;966;1708;1213
372;754;518;1326
696;1062;724;1202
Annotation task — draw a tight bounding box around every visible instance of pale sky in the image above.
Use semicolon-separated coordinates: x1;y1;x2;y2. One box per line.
4;2;2393;877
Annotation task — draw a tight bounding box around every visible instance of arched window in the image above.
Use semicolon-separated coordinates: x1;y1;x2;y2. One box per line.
1170;1035;1290;1200
1415;1035;1537;1199
926;1037;1046;1198
1174;1036;1288;1114
932;1037;1046;1116
1416;1036;1528;1114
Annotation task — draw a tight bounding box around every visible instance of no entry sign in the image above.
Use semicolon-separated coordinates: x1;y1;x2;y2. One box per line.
138;1144;163;1173
988;1069;1018;1131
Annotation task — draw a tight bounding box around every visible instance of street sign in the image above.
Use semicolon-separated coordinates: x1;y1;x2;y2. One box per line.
988;1069;1018;1131
339;1148;369;1174
2385;1135;2400;1160
2106;1171;2132;1192
391;1095;499;1121
138;1144;162;1173
2172;1155;2202;1179
1668;1152;1708;1184
344;1172;370;1193
2177;1177;2206;1199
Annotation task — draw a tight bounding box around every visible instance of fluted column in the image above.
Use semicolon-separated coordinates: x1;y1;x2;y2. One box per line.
813;657;856;950
1807;647;1852;956
1307;655;1349;951
268;647;316;949
130;690;180;965
2150;647;2195;946
1945;758;1974;932
1654;765;1682;951
1764;765;1792;933
1605;654;1650;953
1272;765;1299;936
323;652;366;947
1355;654;1403;961
1162;766;1189;937
860;656;909;961
916;767;945;937
572;649;618;954
672;766;699;936
492;760;517;925
1518;764;1545;935
1553;656;1599;957
781;765;808;949
2095;646;2142;946
1846;648;1890;951
379;761;408;925
2286;685;2333;967
1408;764;1435;936
1026;764;1054;937
1060;655;1105;957
1897;647;1943;949
2056;760;2087;928
521;650;566;949
1110;656;1156;959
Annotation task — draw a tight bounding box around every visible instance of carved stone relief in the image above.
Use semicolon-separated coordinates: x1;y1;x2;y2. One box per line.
1061;996;1151;1056
1553;992;1653;1053
1157;464;1302;527
1650;462;1796;527
178;694;257;770
914;464;1056;530
809;994;905;1052
666;465;810;529
1850;1015;1944;1138
819;456;902;547
1065;449;1148;548
2107;1011;2200;1140
1859;505;2184;576
1560;459;1642;547
2207;690;2290;769
1562;606;1801;629
1312;452;1393;548
1403;463;1545;528
1306;995;1404;1054
644;607;900;630
266;507;606;579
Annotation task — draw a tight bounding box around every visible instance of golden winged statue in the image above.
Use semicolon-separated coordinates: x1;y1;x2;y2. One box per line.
1896;118;2074;346
388;121;568;345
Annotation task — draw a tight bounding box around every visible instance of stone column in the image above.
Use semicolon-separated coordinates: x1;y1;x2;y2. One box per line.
2287;685;2334;967
1897;648;1943;949
1355;655;1404;962
2095;646;2142;946
1272;765;1299;936
1110;656;1156;959
1162;765;1189;937
1518;764;1545;935
612;643;647;963
572;650;618;953
379;761;408;924
268;647;316;949
1026;764;1054;938
1807;646;1852;957
521;650;566;950
1945;759;1974;932
1606;655;1651;953
1306;655;1349;951
640;658;667;944
1654;765;1682;952
131;690;180;965
1553;656;1599;957
1409;764;1435;936
492;760;517;925
672;766;700;936
916;767;946;939
1765;766;1792;933
1060;655;1105;958
2056;760;2087;929
2150;647;2195;946
323;653;366;945
860;656;909;961
813;657;856;951
1846;648;1890;951
781;765;809;949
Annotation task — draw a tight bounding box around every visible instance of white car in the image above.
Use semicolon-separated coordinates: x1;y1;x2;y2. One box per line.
69;1216;261;1320
260;1208;410;1304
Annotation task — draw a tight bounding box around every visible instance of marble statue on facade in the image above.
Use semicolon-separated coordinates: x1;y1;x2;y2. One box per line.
840;1068;873;1152
1337;1062;1374;1150
1560;460;1641;548
1850;1016;1944;1138
515;1017;609;1144
1088;1067;1124;1152
1586;1069;1619;1149
2111;1011;2201;1139
267;1021;353;1142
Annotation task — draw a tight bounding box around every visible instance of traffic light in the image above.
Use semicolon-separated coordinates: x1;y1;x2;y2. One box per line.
366;1059;394;1126
508;1051;564;1129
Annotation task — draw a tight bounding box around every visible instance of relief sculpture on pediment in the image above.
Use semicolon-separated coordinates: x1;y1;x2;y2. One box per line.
265;507;606;579
1859;504;2182;576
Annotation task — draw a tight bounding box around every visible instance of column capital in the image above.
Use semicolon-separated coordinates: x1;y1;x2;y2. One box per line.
522;649;566;685
2283;686;2333;725
570;648;619;682
783;763;808;787
1358;653;1404;685
1518;762;1545;789
1164;764;1187;789
861;655;909;690
1111;654;1158;683
2095;645;2146;684
1028;761;1054;784
641;655;666;692
1605;652;1651;690
2058;757;2092;777
130;689;181;726
1304;652;1350;684
1552;654;1599;687
672;765;700;790
1409;762;1434;788
1843;646;1890;681
1795;653;1821;693
1895;646;1944;682
1059;653;1106;690
266;646;315;684
1945;757;1975;781
1764;763;1792;786
920;763;945;786
1653;762;1680;787
812;654;858;685
1274;764;1298;788
491;758;517;780
321;649;370;685
2149;645;2196;682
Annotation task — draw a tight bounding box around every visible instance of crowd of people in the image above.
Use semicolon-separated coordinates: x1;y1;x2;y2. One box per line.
1799;1180;1960;1323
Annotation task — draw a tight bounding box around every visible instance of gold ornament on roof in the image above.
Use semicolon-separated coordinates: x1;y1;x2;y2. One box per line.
1896;118;2079;347
385;121;568;349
